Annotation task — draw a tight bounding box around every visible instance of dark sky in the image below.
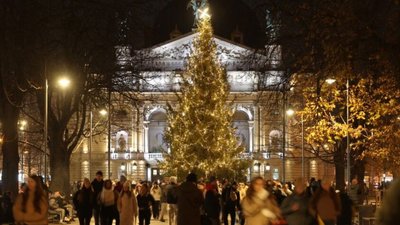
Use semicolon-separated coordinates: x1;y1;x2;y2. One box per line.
152;0;266;48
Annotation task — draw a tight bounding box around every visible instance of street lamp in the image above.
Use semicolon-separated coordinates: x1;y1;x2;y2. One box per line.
326;78;351;188
301;113;305;180
89;109;107;179
253;162;261;176
44;77;71;182
286;109;295;117
265;163;271;179
282;107;294;183
58;77;71;88
19;120;27;182
132;162;138;180
120;163;126;171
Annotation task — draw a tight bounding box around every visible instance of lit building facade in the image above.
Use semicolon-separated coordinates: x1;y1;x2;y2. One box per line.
69;31;334;183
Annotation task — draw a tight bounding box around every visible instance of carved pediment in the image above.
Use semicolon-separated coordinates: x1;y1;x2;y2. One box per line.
135;32;266;71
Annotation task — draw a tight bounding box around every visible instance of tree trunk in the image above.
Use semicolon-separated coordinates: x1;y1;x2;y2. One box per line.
49;142;71;198
1;103;20;198
334;146;346;191
353;159;366;184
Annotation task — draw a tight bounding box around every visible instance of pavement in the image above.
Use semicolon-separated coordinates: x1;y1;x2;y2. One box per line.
50;218;168;225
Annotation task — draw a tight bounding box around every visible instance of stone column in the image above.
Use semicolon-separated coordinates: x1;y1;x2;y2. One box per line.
249;121;254;152
143;121;149;153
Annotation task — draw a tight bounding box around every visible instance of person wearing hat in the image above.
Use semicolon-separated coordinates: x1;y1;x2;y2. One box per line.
118;181;138;225
177;173;204;225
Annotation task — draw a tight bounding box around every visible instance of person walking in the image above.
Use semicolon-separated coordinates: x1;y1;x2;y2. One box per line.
73;178;95;225
348;179;361;206
241;177;281;225
91;171;104;225
310;178;341;225
159;181;168;222
176;173;204;225
137;183;155;225
204;178;221;225
280;178;314;225
166;177;178;225
99;179;119;225
115;175;127;193
222;182;240;225
376;179;400;225
118;181;138;225
13;175;49;225
151;182;161;220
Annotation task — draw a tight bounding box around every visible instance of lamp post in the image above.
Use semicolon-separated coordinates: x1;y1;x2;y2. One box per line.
301;113;305;180
120;163;126;175
44;78;48;182
265;163;271;179
44;77;71;182
326;78;351;188
89;109;107;179
283;108;294;183
19;120;27;181
107;87;112;179
253;162;261;176
132;162;138;180
286;108;306;180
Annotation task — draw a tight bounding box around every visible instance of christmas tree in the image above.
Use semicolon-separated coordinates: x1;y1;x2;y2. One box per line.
162;9;247;179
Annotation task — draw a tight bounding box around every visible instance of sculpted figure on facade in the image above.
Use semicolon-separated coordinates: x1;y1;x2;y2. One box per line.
187;0;208;26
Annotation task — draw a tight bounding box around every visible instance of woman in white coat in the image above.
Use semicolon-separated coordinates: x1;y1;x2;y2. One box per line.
118;181;138;225
241;177;281;225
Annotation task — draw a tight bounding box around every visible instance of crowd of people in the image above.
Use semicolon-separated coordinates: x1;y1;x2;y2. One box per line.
2;171;399;225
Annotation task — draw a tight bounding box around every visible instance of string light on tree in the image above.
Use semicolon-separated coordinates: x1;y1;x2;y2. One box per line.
161;6;247;179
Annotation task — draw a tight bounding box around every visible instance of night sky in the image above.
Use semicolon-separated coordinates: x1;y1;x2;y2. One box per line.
152;0;266;48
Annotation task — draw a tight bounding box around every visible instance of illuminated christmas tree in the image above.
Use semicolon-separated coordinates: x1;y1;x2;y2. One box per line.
162;8;246;179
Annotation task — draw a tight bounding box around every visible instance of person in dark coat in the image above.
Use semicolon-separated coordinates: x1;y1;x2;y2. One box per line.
137;184;155;225
310;178;341;225
205;178;221;225
73;178;95;225
91;171;104;225
280;178;315;225
222;182;240;225
376;179;400;225
177;173;204;225
336;190;353;225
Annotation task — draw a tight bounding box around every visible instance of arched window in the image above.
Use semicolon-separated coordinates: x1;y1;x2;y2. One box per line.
148;111;168;153
233;111;250;152
116;130;129;152
269;129;282;152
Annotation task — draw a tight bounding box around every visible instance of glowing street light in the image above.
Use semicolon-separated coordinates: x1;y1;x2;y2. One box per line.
44;76;71;182
99;109;108;116
19;120;28;130
325;78;337;85
120;163;126;171
57;77;71;89
286;109;295;117
89;109;108;177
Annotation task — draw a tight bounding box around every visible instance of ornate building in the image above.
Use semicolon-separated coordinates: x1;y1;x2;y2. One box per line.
69;0;334;183
69;29;334;183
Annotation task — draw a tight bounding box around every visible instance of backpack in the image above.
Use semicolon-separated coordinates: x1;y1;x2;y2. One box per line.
230;190;237;202
166;185;178;204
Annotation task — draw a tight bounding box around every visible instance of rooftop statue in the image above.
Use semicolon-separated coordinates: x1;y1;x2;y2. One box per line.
187;0;208;27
